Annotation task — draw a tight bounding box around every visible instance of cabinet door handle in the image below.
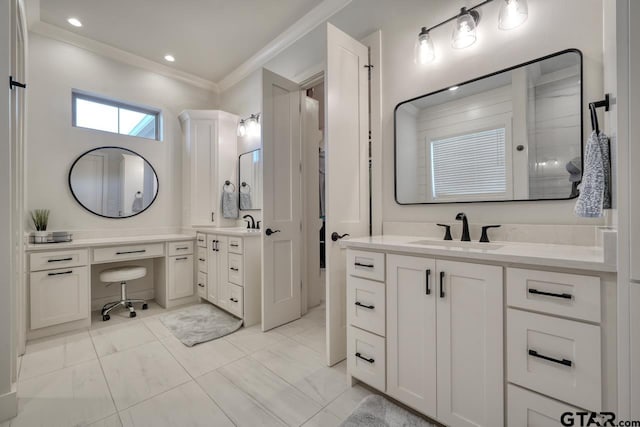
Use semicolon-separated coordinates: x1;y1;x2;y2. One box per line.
48;270;73;276
230;267;239;272
439;271;445;298
48;257;73;263
212;240;219;252
175;257;188;261
198;283;205;288
116;249;146;255
199;258;205;262
528;349;573;367
211;212;215;222
355;301;375;310
230;243;239;247
197;238;204;242
229;297;238;303
425;269;431;295
528;288;572;300
355;352;375;364
354;262;374;268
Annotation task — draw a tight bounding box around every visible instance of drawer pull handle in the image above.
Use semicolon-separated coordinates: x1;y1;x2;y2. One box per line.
229;297;239;303
439;271;445;298
197;238;204;242
198;283;205;288
528;349;573;367
528;289;572;300
425;269;431;295
230;244;239;247
355;352;375;364
212;240;219;252
199;258;206;262
48;270;73;276
355;301;375;310
354;262;374;268
176;246;189;250
116;249;146;255
175;257;189;261
230;267;239;272
48;257;73;263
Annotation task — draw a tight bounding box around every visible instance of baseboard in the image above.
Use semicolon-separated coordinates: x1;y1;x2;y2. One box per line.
0;385;17;422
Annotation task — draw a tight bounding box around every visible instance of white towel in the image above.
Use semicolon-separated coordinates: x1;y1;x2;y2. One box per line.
222;191;239;219
575;130;611;217
240;193;252;210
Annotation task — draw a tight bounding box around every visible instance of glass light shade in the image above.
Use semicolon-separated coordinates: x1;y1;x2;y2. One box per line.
414;29;435;64
499;0;528;30
452;10;477;49
247;115;260;137
237;120;246;137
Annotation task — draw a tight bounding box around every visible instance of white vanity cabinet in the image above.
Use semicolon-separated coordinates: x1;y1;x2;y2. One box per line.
179;110;238;228
206;234;228;305
167;241;195;301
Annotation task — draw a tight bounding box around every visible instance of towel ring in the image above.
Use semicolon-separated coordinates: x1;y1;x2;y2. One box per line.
223;180;236;192
240;182;251;193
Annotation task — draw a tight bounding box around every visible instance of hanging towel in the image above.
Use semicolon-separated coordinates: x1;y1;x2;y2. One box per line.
131;191;144;213
575;130;611;217
240;192;252;210
222;190;239;219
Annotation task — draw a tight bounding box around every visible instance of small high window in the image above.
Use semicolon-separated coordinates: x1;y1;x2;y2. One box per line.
72;91;161;141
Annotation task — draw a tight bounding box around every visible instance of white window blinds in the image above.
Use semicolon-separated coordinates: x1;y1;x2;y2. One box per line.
430;127;507;198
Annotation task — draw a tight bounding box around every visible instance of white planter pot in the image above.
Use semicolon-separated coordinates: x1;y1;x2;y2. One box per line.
33;231;49;244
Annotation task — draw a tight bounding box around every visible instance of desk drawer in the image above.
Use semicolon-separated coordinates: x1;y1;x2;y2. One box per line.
169;241;194;256
507;268;601;323
348;326;386;391
228;237;243;254
507;309;602;411
347;250;385;282
228;253;243;285
196;233;207;248
227;283;243;318
93;243;164;263
348;276;385;336
197;247;207;273
197;272;207;298
507;384;582;427
30;249;88;272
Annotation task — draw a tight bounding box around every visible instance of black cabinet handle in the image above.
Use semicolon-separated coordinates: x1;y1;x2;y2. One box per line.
355;301;375;310
528;349;573;367
48;270;73;276
331;232;350;242
229;297;239;303
197;238;204;242
176;246;189;250
48;257;73;263
355;352;375;364
116;249;146;255
426;269;431;295
175;257;189;261
439;271;445;298
354;262;374;268
212;240;219;252
199;258;205;262
198;283;205;288
230;243;239;247
266;228;281;236
528;289;572;300
230;267;239;272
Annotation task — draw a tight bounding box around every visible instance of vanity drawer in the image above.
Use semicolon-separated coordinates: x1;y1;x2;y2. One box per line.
197;271;207;298
507;268;601;323
347;250;385;282
30;249;89;272
228;237;243;254
227;283;243;318
93;243;164;263
348;276;385;336
196;233;207;248
197;247;208;273
228;253;243;285
348;326;386;391
168;241;194;256
507;308;602;411
507;384;582;427
30;266;89;329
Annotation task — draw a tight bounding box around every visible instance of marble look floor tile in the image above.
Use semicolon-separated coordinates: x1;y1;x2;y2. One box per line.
142;316;173;340
91;322;157;357
293;361;349;405
20;330;97;381
89;413;123;427
301;409;343;427
119;381;233;427
290;325;326;355
324;385;376;420
225;325;287;354
273;317;322;338
250;338;325;384
197;370;286;427
100;341;191;410
160;335;244;378
13;359;116;427
218;357;322;426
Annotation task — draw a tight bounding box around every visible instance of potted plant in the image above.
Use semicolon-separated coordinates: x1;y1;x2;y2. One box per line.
31;209;50;243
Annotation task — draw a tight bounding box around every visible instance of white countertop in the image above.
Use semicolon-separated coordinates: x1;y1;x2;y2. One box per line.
26;233;196;251
194;227;262;237
341;235;616;273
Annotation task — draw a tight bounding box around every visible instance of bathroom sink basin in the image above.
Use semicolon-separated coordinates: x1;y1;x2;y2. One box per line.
410;240;504;250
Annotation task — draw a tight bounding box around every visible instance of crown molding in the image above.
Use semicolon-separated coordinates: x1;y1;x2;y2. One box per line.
217;0;352;92
30;21;219;92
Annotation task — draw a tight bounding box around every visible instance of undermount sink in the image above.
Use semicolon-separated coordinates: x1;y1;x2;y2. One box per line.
410;239;504;250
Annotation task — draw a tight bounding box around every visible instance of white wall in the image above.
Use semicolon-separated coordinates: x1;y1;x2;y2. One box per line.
26;33;217;235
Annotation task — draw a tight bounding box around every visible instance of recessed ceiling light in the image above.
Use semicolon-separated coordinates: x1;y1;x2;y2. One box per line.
164;55;175;62
449;86;459;91
67;18;82;27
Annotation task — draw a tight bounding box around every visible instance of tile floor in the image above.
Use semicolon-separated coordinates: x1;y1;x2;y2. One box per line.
8;303;376;427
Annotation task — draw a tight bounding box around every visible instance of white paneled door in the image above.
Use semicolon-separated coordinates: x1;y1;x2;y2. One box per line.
325;23;370;365
261;69;302;331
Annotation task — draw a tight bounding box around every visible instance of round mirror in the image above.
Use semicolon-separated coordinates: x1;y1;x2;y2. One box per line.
69;147;159;218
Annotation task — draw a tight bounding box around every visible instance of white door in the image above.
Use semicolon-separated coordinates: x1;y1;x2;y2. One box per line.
436;260;503;427
386;254;437;416
325;23;370;365
261;69;302;331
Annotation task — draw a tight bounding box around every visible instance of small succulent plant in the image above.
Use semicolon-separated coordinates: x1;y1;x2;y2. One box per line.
31;209;50;231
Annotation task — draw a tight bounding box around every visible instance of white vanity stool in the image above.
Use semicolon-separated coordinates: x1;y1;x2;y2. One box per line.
100;266;148;321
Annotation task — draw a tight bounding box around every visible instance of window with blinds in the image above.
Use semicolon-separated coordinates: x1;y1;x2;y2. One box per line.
430;127;507;199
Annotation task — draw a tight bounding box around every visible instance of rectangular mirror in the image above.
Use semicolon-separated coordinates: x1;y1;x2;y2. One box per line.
238;149;262;210
395;49;583;204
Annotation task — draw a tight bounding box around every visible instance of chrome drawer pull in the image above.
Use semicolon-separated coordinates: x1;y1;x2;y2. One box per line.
48;257;73;263
528;349;573;367
355;352;375;364
48;270;73;276
116;249;146;255
175;257;188;261
355;301;375;310
528;288;572;300
354;262;374;268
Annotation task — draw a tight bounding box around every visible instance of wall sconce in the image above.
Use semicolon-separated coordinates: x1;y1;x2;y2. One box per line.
498;0;528;30
237;113;261;138
237;119;247;137
452;7;479;49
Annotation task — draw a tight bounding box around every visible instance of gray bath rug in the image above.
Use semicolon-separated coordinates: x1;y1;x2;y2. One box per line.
160;304;243;347
340;395;436;427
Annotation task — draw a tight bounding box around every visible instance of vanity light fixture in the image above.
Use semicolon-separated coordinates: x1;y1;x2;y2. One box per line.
237;119;247;137
164;54;176;62
414;27;436;64
237;113;261;138
498;0;528;30
67;17;83;27
451;7;479;49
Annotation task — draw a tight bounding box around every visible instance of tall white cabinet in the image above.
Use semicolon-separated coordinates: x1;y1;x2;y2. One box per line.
179;110;238;228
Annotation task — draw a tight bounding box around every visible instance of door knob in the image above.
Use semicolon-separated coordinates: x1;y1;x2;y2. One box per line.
265;228;281;236
331;232;350;242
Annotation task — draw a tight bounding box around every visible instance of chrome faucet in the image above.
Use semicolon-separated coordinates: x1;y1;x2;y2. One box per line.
243;214;256;229
455;212;471;242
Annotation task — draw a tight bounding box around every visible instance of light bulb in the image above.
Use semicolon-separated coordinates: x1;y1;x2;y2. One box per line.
452;8;478;49
498;0;528;30
414;27;435;64
247;114;260;137
237;120;246;137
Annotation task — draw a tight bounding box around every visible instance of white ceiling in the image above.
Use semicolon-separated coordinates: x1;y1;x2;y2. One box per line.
38;0;324;83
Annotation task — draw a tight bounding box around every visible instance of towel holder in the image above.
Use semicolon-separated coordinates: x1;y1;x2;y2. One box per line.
589;94;610;134
240;182;251;193
223;180;236;192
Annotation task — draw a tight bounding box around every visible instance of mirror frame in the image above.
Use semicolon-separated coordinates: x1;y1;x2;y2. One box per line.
393;48;584;205
68;146;160;219
238;148;261;211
